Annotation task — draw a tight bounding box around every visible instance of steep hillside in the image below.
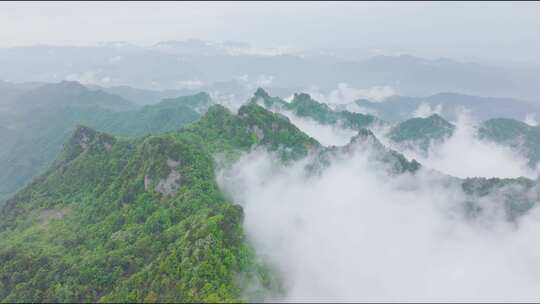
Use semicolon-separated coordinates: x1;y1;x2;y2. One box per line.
88;84;192;106
96;92;212;136
253;88;380;131
479;118;540;167
0;101;321;302
0;83;213;202
308;128;421;176
1;96;537;302
388;114;455;151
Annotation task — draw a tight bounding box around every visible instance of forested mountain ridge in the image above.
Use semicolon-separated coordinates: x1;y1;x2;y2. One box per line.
10;81;135;114
251;89;540;221
308;128;422;176
1;89;539;301
479;118;540;168
388;114;540;169
388;114;456;152
0;83;213;202
0;100;321;302
4;43;540;101
253;88;380;130
355;92;540;122
254;88;540;171
3;81;540;206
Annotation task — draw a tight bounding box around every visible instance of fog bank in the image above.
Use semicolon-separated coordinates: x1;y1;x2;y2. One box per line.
218;148;540;302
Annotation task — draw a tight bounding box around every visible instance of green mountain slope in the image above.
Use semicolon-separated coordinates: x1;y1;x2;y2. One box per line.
0;101;320;302
388;114;455;151
461;176;538;220
95;92;212;136
252;89;539;220
0;83;212;202
253;88;380;131
1;88;538;302
308;128;422;176
479;118;540;167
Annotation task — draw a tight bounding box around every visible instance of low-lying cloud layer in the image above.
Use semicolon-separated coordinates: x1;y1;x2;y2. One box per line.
525;113;538;127
387;113;538;179
218;146;540;302
413;102;443;118
278;110;358;146
213;103;540;301
307;83;396;105
278;106;536;179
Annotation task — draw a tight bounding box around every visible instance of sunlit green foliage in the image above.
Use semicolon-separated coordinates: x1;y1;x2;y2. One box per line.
0;102;312;302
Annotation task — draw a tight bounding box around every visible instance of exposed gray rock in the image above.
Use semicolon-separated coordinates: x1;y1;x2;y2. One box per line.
80;134;90;150
152;157;182;196
167;158;180;168
144;175;151;191
252;125;264;141
155;169;181;196
104;142;112;151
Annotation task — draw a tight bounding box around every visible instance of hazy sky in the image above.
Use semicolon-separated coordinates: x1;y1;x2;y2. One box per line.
2;1;540;64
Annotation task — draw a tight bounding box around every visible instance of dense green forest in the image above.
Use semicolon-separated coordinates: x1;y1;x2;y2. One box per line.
0;100;320;302
0;82;212;202
388;114;455;152
1;87;539;302
253;88;380;130
479;118;540;167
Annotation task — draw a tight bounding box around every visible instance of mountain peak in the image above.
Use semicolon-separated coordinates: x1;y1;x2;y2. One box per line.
15;80;135;112
424;114;454;128
292;92;313;102
188;101;319;160
254;87;270;99
62;125;115;163
318;128;421;175
33;80;88;96
348;128;383;149
388;115;455;152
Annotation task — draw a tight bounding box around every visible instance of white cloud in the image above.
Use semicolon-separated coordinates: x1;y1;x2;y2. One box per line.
343;103;379;116
218;147;540;302
108;55;123;63
275;110;357;146
64;71;104;85
308;83;396;105
222;44;295;56
235;74;249;82
525;113;538;127
255;74;274;87
283;94;294;103
412;102;443;118
176;79;205;90
390;112;538;179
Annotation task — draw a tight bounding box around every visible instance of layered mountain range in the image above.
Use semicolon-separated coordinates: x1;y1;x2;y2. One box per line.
0;81;213;201
2;41;540;101
1;84;540;301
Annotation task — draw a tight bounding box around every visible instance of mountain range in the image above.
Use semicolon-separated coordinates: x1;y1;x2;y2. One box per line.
4;79;540;204
2;41;540;102
0;100;319;302
0;81;213;201
355;92;540;122
1;92;538;301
